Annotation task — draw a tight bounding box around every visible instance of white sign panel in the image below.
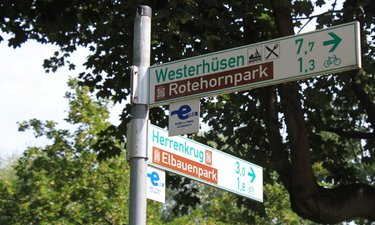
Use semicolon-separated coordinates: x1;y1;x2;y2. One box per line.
149;22;361;106
146;166;166;203
169;99;200;136
147;124;263;202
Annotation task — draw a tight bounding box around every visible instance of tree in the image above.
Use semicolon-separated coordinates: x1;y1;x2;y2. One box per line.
264;1;375;223
0;80;128;224
162;177;317;225
1;0;375;223
0;155;19;225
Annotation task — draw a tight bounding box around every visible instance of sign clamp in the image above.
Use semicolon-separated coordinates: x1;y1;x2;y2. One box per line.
130;65;139;104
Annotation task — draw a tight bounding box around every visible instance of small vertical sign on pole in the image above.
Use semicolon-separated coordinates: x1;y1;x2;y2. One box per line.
169;99;200;136
146;166;166;203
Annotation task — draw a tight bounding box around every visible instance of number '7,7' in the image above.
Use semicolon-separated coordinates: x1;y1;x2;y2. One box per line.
295;38;315;54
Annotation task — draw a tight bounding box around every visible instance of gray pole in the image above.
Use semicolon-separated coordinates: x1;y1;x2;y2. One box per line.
129;5;151;225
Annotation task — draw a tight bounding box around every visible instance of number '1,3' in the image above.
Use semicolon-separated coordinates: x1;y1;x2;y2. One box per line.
298;57;315;73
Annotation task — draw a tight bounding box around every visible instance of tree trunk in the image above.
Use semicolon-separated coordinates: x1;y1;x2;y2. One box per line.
267;0;375;223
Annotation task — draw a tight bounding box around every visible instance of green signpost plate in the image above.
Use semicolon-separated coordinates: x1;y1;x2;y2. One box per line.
148;124;263;202
148;21;361;107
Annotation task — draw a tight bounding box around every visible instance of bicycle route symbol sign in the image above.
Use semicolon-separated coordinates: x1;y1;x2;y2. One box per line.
324;55;341;68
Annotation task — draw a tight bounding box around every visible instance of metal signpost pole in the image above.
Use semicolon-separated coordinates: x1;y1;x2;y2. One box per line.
129;5;151;225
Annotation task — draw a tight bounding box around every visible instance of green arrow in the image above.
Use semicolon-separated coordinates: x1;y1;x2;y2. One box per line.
248;167;256;183
323;32;342;52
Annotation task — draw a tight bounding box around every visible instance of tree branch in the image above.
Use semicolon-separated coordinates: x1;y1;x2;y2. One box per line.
262;87;292;190
104;214;114;225
325;127;375;139
319;70;375;139
279;83;318;197
293;10;343;21
291;184;375;223
351;69;375;129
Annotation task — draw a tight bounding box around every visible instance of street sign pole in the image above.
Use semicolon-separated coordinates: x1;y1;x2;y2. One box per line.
129;5;151;225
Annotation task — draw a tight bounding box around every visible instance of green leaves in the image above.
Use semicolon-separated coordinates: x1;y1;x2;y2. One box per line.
315;0;326;7
0;79;129;224
293;1;314;17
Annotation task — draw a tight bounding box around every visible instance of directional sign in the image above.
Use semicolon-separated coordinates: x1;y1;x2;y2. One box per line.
147;124;263;202
148;21;361;106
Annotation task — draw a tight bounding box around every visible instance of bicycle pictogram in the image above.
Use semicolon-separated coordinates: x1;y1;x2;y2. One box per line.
324;55;341;67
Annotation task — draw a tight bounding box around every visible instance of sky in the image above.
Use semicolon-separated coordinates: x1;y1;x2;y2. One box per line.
0;1;343;162
0;39;70;159
0;38;122;160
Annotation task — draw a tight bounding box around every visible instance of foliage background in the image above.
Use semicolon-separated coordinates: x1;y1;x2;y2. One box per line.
1;0;375;224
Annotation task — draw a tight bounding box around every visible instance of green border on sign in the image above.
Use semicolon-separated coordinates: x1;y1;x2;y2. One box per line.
148;125;264;202
148;21;360;107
